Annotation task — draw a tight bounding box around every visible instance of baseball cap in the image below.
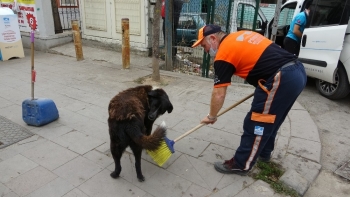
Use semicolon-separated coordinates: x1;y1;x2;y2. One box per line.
191;24;222;48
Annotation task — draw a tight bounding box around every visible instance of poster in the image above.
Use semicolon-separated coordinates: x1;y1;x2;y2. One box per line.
0;0;38;32
0;8;25;60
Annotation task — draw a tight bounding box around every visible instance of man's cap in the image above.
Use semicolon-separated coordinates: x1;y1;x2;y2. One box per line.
191;24;222;48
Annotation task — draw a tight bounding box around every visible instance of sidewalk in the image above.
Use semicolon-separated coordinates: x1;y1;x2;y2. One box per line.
0;43;321;197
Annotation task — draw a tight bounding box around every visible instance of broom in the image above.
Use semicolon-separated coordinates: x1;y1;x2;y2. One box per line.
147;92;254;166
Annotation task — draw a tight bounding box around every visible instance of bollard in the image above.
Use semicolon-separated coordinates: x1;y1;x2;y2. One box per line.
122;18;130;69
71;20;84;61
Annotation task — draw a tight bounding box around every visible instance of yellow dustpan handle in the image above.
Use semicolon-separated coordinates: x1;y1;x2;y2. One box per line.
174;92;254;142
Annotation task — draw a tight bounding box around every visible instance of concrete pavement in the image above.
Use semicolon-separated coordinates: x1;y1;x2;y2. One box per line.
0;43;321;197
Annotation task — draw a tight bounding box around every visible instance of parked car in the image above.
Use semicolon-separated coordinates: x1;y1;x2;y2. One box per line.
176;13;206;47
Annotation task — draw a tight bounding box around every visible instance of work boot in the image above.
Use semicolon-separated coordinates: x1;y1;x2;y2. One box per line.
214;158;249;176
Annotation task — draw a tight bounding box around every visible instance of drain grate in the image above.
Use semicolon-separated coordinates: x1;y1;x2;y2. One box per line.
335;160;350;181
0;115;34;149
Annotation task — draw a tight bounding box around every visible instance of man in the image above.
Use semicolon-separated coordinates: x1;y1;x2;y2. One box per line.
192;24;307;175
283;0;312;56
161;0;183;45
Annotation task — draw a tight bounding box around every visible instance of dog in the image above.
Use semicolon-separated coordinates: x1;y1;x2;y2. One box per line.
108;85;173;182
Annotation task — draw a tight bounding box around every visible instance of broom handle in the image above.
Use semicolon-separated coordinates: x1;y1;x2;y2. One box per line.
31;31;34;100
174;92;254;142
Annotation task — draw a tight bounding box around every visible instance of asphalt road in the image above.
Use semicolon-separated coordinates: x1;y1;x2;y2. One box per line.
297;78;350;197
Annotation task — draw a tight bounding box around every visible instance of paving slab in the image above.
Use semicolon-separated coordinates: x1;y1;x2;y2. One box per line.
25;177;75;197
78;169;147;197
21;140;78;171
235;180;284;197
288;137;321;163
0;154;38;184
53;156;104;187
4;166;57;196
0;136;45;161
62;188;89;197
52;130;105;155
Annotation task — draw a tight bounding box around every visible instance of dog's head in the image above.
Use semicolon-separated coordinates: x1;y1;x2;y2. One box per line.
147;88;173;121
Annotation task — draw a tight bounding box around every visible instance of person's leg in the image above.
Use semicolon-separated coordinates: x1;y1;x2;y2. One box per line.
173;0;183;55
233;62;306;171
283;37;299;56
162;17;165;43
173;0;183;38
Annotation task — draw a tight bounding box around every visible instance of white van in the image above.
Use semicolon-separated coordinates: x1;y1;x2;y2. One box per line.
231;0;350;100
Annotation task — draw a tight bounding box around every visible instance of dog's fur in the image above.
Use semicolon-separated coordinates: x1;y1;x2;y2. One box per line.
108;85;173;182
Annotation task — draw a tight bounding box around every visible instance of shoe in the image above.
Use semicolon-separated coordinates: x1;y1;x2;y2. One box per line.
214;158;249;176
258;156;271;163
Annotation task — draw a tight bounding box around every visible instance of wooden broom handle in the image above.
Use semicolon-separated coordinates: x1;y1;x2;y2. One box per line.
174;93;254;142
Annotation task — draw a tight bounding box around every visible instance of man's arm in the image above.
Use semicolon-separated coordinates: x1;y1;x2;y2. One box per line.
209;86;227;117
292;24;303;38
201;86;227;124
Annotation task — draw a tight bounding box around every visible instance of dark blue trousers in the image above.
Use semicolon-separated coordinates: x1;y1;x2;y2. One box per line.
234;61;307;170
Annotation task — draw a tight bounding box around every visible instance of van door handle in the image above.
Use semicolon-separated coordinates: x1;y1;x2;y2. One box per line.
302;35;307;47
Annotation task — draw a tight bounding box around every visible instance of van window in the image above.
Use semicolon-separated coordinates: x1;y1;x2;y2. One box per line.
277;2;297;27
236;3;263;29
309;0;349;27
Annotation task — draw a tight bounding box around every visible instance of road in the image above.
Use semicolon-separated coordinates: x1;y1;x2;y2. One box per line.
296;78;350;197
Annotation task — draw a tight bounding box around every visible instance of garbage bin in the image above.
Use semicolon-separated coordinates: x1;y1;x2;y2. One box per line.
0;7;24;61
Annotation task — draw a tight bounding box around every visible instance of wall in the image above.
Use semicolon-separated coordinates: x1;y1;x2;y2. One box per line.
80;0;150;55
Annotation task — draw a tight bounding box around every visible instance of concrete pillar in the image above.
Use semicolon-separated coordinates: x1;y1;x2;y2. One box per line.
35;0;55;37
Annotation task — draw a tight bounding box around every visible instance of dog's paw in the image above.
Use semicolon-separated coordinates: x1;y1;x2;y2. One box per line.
137;175;145;182
110;172;120;179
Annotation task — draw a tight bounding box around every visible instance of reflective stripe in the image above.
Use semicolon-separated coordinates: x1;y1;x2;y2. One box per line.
263;72;281;114
245;135;262;170
244;72;281;170
251;112;276;123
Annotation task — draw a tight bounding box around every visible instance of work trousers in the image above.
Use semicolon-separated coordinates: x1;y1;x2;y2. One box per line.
234;61;307;170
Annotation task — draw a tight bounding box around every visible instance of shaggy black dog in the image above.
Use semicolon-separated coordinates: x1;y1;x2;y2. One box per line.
108;85;173;182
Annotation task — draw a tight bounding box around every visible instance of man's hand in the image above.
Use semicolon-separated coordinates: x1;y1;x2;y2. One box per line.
201;114;217;124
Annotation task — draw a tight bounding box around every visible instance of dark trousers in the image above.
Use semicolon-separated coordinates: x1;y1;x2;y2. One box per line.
162;17;165;40
283;37;300;56
234;61;307;170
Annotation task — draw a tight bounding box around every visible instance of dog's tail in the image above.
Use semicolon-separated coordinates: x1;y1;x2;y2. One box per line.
134;121;167;151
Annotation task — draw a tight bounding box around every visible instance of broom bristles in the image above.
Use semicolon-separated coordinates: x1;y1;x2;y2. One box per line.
147;140;173;166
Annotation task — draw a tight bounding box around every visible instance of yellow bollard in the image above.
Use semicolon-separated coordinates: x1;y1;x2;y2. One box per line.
71;20;84;61
122;18;130;69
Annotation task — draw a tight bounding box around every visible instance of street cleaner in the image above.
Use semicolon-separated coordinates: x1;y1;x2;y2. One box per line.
192;24;307;175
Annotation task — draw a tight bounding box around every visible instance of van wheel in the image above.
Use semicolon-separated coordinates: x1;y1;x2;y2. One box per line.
315;64;350;100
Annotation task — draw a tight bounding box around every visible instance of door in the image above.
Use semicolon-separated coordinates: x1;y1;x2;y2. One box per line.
299;0;348;83
80;0;112;38
266;1;298;47
230;0;267;34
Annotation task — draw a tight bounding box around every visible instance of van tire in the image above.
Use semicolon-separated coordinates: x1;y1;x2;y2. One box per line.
315;63;350;100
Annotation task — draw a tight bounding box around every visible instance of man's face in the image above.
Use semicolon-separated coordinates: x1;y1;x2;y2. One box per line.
201;36;213;53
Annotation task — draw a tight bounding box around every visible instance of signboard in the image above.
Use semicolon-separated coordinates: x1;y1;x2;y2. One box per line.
0;0;38;32
0;7;25;61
